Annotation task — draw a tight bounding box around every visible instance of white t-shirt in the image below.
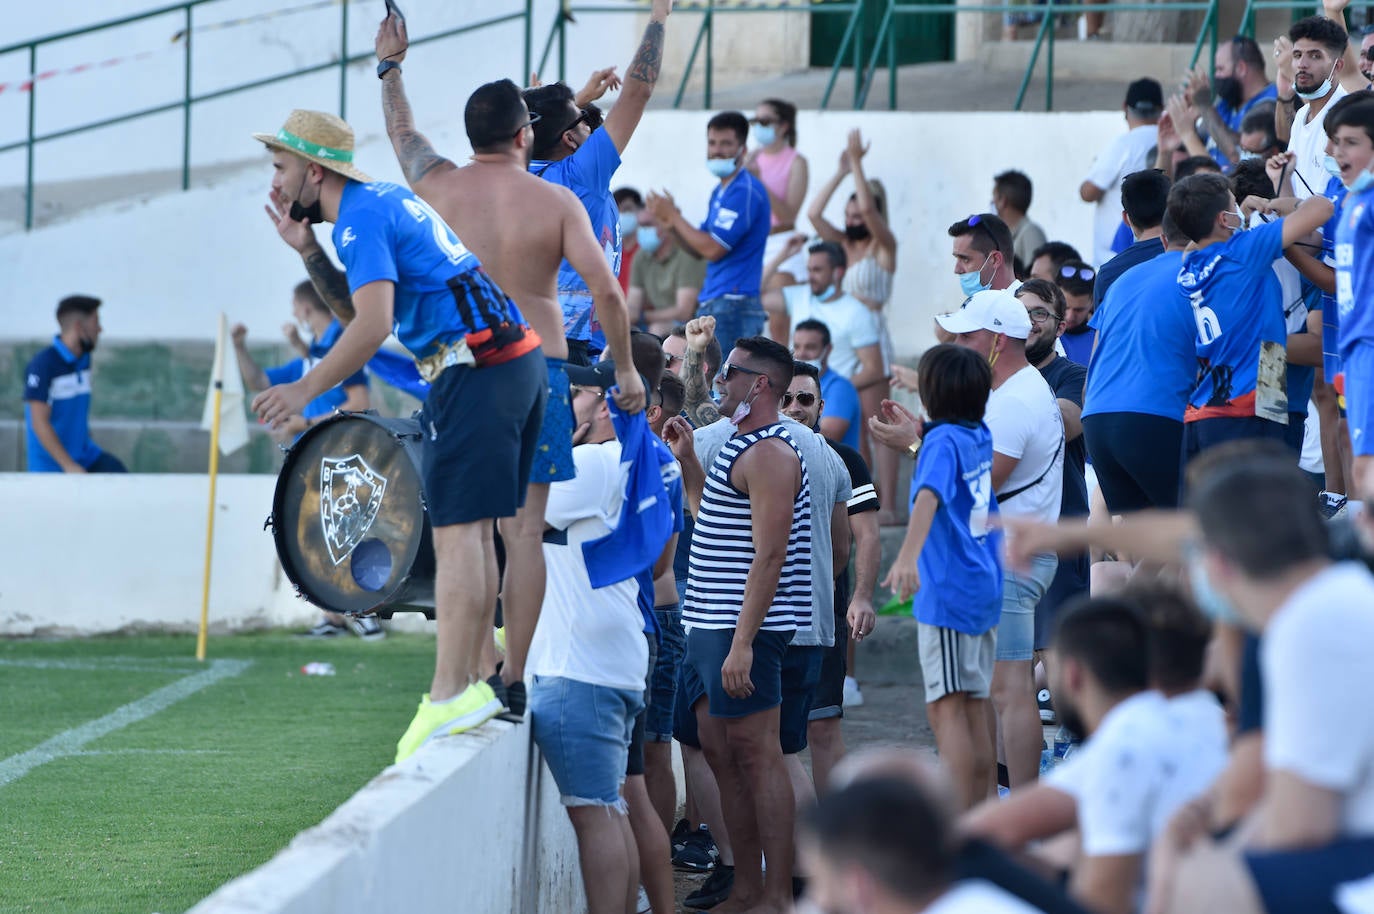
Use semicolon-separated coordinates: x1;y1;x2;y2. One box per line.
1047;690;1226;856
1290;84;1349;200
922;881;1043;914
1263;561;1374;837
526;440;648;692
781;285;881;379
984;364;1064;524
1085;124;1159;268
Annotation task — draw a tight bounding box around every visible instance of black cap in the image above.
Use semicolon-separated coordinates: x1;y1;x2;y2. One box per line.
1125;78;1163;114
564;360;618;389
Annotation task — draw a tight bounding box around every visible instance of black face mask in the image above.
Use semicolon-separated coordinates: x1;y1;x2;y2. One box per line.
844;223;870;241
1054;694;1087;743
1213;75;1243;109
288;169;323;224
79;335;97;355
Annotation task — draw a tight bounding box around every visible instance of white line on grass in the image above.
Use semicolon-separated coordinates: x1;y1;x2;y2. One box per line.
0;658;253;788
0;657;206;674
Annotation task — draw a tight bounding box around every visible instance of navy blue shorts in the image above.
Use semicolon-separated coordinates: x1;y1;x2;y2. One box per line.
532;358;576;484
1182;415;1289;482
812;603;848;722
675;652;703;749
419;347;544;526
685;626;794;719
1034;551;1090;652
1244;837;1374;913
1082;412;1183;513
779;644;825;753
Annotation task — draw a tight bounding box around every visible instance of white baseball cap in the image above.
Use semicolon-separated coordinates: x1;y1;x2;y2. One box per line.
936;289;1032;340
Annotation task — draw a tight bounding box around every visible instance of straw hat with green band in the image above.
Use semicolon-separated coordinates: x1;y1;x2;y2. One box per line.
253;109;372;184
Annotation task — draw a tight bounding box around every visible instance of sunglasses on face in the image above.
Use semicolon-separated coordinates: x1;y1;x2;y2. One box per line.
513;110;542;137
561;110;592;136
1060;264;1096;282
719;361;766;382
570;384;606;400
752;116;777;126
781;391;817;407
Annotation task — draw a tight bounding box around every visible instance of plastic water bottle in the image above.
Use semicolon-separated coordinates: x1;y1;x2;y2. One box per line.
1053;726;1076;765
301;662;336;676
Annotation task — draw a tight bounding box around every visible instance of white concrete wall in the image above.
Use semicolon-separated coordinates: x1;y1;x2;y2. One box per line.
0;472;309;635
189;720;587;914
0;109;1120;359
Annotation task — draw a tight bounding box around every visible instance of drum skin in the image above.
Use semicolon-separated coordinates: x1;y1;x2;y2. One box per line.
270;412;435;617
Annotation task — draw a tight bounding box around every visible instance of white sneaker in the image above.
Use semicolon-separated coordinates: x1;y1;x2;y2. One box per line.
636;886;652;914
346;615;386;641
843;675;864;708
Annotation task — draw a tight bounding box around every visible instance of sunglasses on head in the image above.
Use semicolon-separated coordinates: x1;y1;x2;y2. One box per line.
719;361;766;382
1060;264;1096;282
965;213;1000;250
781;391;817;407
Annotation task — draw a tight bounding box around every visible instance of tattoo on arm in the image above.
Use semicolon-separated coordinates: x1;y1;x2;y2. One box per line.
381;74;452;184
304;249;356;323
626;21;664;85
683;346;722;426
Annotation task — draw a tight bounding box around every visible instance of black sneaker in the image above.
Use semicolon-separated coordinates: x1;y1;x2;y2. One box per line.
673;824;718;872
501;680;526;722
1319;491;1349;520
1037;688;1057;724
670;818;692;856
684;865;733;910
300;619;346;638
346;615;386;641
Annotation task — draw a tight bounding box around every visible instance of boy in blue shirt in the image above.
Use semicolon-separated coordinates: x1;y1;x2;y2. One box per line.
1330;94;1374;512
1168;173;1333;464
880;344;1001;811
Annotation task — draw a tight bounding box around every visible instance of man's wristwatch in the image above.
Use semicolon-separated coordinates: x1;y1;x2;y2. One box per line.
377;59;401;79
907;439;921;458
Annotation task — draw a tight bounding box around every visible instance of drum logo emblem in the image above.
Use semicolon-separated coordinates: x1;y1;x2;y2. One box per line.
320;455;388;565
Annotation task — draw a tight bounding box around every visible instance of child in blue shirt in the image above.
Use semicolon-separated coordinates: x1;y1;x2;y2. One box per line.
880;343;1001;810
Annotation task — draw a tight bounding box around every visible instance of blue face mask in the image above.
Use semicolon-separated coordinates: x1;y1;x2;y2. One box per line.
816;284;837;301
1187;550;1245;627
754;124;777;147
958;254;993;298
1325;154;1344;177
618;212;639;238
1239;150;1263;162
636;226;661;253
1296;61;1339;102
706;157;738;179
1348;167;1374;194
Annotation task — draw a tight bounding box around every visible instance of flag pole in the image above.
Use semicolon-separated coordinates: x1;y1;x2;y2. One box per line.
197;315;227;661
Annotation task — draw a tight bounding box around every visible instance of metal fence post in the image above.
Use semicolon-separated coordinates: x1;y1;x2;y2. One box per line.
25;44;36;230
705;0;714;110
182;4;193;190
340;0;350;120
1045;0;1056;111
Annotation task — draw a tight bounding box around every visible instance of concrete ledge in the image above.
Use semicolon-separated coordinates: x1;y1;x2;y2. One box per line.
189;721;585;914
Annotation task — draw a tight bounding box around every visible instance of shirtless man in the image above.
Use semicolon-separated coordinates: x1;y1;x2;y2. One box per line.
375;13;645;714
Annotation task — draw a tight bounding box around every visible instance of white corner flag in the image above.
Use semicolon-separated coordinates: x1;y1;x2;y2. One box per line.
201;313;250;456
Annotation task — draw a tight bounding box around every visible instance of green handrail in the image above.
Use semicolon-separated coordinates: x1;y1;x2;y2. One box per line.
4;0;535;231
537;1;866;112
858;0;1221;111
1239;0;1347;38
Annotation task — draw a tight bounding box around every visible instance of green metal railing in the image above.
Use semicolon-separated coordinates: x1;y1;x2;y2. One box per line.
859;0;1221;111
535;0;869;110
1238;0;1338;37
0;0;535;230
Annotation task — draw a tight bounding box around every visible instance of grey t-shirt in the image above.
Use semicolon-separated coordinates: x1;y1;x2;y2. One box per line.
693;415;851;646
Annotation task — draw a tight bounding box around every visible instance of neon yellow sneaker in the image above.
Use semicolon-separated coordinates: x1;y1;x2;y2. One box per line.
493;626;507;655
394;681;503;763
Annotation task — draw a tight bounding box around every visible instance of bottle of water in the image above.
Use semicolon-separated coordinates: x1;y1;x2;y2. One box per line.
301;662;336;676
1053;726;1075;765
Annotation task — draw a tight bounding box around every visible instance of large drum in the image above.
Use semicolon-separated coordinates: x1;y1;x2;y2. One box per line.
269;412;435;618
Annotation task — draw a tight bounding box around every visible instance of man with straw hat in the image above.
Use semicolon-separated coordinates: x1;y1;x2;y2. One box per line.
374;12;647;722
252;108;546;760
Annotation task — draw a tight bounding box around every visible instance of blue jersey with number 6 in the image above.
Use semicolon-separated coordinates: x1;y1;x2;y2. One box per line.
1178;219;1285;420
331;181;526;360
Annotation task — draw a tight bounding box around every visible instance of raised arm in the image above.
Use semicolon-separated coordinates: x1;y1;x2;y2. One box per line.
377;15;458;191
807;150;850;244
231;323;271;392
681;316;723;427
1282;194;1335;248
847;130;897;262
1275;36;1296;144
602;0;672;155
264;195;356;324
1186;67;1240;162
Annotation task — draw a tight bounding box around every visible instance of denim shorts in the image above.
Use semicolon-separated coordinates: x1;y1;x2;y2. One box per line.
698;295;766;351
646;604;685;742
530;675;643;810
996;553;1058;662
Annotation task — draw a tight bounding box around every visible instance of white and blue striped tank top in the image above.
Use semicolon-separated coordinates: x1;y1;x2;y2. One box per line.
683;423;813;632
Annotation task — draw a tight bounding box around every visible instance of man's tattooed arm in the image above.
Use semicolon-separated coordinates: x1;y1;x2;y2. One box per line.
303;247;356;324
683;346;722;427
381;71;454;186
625;21;664;86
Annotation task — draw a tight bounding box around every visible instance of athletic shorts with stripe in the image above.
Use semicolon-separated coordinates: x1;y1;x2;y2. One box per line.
917;622;996;704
